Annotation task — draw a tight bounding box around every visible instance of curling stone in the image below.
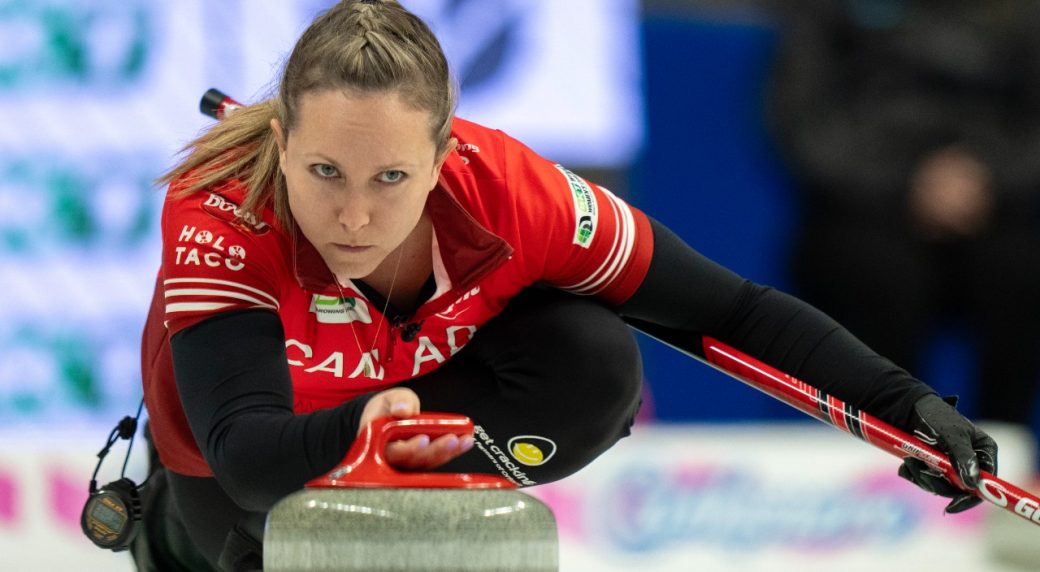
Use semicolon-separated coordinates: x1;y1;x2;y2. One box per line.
264;413;559;572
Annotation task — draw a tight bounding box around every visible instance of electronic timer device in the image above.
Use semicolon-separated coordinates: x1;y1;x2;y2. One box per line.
81;402;147;551
81;477;141;550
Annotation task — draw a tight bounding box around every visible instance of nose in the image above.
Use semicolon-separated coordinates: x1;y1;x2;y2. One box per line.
335;189;371;232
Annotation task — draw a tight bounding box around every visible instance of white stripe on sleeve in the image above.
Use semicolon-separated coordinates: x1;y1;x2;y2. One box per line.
164;288;278;310
560;187;636;295
166;302;235;314
163;277;279;308
563;194;623;293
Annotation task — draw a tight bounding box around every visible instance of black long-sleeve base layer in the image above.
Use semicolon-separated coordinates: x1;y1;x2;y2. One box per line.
620;218;935;427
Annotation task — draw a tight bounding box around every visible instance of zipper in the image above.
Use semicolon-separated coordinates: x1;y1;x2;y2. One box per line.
385;319;400;363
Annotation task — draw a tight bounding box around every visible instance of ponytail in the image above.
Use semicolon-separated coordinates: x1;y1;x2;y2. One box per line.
156;99;292;229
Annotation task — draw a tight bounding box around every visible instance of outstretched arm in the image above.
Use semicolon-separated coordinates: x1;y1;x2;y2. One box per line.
617;218;996;512
618;218;932;426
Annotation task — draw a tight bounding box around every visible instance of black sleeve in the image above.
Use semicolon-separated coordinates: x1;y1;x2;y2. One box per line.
618;218;935;428
169;309;375;512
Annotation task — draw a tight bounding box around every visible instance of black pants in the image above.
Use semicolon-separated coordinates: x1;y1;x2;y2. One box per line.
134;288;643;570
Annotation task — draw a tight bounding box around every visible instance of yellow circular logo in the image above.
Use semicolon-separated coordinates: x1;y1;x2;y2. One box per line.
511;442;544;465
507;435;557;466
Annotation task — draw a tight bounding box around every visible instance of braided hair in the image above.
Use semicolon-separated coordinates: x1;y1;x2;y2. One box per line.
160;0;457;229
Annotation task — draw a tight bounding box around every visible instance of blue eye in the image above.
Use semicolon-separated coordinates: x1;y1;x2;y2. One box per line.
311;164;339;178
379;170;406;184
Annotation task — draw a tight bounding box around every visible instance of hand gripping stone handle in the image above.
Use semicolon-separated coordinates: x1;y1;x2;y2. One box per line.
305;412;517;489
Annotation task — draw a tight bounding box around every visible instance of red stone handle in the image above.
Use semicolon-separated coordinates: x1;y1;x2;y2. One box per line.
306;412;516;489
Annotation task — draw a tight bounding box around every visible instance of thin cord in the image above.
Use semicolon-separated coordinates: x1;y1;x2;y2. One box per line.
89;398;146;492
120;399;145;478
337;240;406;366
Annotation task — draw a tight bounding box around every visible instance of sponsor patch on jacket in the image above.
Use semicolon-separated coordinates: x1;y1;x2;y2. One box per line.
201;192;271;235
554;165;597;248
310;295;372;324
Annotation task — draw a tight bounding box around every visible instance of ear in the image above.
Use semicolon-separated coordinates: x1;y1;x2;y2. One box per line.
432;137;458;176
270;118;288;173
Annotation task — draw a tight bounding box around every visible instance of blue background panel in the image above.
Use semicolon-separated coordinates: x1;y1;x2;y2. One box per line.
633;14;801;422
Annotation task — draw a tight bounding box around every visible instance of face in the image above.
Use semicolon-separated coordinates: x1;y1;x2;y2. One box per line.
272;89;451;280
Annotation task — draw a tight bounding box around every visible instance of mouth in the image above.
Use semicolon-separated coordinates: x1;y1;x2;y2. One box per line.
332;243;374;254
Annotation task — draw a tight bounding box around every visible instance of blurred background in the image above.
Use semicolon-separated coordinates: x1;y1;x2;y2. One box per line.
1;0;1038;570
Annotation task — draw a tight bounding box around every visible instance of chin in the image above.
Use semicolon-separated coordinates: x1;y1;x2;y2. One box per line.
335;264;377;281
321;255;377;282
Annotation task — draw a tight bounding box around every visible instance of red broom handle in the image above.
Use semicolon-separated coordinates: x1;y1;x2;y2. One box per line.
699;336;1040;527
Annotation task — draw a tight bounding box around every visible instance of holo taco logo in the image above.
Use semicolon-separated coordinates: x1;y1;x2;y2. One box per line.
507;435;557;467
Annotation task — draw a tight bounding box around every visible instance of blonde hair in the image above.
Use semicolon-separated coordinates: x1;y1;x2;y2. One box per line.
158;0;457;229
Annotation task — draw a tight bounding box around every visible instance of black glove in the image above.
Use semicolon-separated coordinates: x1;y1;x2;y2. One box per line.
898;394;998;513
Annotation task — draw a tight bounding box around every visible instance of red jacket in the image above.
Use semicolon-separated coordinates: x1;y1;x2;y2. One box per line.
142;117;654;476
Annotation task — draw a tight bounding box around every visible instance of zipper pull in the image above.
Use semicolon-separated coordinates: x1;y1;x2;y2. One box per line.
401;320;423;342
385;319;402;364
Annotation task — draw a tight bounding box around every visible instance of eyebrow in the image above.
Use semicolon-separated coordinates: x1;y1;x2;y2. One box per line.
303;152;418;171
